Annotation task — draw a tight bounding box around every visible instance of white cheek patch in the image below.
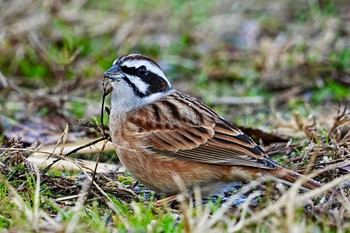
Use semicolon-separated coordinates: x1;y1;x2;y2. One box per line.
128;75;149;94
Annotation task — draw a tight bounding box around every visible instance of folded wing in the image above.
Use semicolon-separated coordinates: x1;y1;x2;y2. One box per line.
127;91;279;170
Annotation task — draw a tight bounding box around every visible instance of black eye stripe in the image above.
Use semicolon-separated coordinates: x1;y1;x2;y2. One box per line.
120;65;171;96
137;66;148;76
120;65;141;76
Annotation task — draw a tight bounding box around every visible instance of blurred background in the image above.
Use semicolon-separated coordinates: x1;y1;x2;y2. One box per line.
0;0;349;145
1;2;350;231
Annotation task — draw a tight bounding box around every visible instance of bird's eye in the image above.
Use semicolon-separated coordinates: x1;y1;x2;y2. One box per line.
137;66;148;76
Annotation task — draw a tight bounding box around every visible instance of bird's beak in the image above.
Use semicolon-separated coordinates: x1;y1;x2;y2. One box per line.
104;64;124;80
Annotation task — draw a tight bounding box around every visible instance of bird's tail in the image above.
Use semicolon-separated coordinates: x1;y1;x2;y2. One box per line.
271;167;332;196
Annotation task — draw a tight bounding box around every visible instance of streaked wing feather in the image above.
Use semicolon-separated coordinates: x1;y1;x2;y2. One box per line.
128;91;278;170
155;144;278;169
148;127;214;151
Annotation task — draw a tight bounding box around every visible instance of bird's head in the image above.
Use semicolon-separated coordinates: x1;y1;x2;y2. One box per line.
104;54;174;113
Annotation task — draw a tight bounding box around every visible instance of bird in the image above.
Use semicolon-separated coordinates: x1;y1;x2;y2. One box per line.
104;54;325;197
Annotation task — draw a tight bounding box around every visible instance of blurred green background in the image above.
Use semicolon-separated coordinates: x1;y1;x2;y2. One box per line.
0;0;349;138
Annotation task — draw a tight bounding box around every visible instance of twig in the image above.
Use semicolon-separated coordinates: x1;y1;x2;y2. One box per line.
100;80;113;138
42;137;109;173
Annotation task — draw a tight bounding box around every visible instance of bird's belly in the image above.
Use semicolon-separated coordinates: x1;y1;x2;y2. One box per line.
116;147;234;196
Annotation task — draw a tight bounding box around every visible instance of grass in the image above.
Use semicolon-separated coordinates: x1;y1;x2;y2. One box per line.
1;0;350;232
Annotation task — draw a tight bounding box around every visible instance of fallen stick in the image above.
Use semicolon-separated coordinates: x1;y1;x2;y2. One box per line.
27;138;120;173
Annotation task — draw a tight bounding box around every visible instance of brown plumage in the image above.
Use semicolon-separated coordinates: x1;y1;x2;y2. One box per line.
105;54;325;196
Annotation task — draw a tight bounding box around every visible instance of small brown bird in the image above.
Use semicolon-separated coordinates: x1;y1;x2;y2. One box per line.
104;54;323;196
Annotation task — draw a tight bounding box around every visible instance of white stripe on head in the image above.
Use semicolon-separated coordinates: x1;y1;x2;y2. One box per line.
121;55;172;88
124;59;165;78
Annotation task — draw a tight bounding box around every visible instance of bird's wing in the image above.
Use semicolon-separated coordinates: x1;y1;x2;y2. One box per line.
127;91;278;169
